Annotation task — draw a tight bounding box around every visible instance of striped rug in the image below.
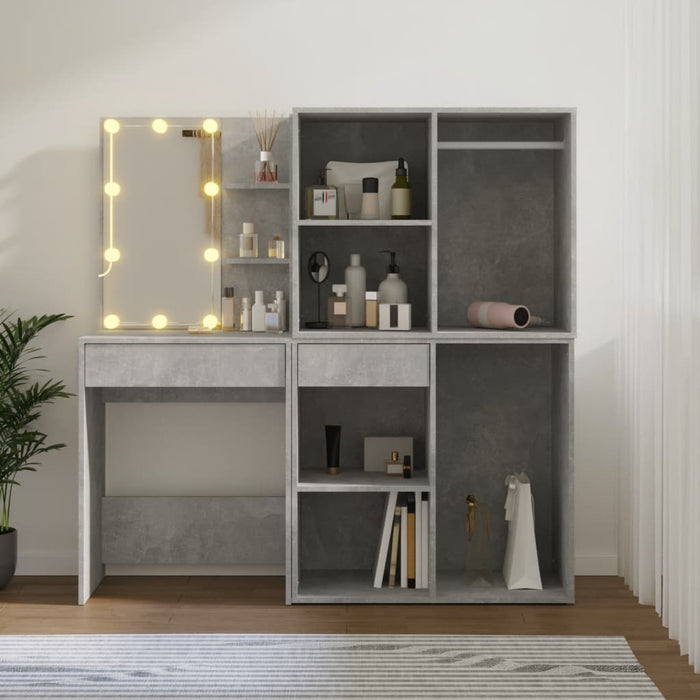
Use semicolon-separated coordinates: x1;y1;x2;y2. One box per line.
0;634;661;698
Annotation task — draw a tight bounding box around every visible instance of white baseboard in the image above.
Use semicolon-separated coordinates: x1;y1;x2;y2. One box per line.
16;550;76;576
575;553;619;576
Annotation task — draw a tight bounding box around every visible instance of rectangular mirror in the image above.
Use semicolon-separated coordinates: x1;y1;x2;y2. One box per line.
100;117;222;330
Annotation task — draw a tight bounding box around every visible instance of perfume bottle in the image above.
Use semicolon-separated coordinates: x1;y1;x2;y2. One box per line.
385;451;403;476
239;297;252;331
328;284;351;328
360;177;380;219
305;170;338;219
275;290;287;332
239;222;258;258
365;291;378;328
265;301;280;332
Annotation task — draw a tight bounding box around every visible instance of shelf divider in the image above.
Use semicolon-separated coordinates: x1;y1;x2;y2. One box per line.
438;141;564;150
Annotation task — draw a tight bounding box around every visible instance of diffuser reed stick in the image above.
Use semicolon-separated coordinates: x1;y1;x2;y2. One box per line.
252;110;283;182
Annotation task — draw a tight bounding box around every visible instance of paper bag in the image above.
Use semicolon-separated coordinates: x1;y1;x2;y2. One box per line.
502;473;542;590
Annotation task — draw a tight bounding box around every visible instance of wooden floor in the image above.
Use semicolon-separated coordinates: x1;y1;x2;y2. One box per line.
0;575;695;698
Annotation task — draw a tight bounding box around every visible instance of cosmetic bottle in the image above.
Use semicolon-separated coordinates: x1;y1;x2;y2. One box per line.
365;291;378;328
305;170;338;219
239;222;258;258
344;254;366;327
275;235;285;259
267;238;277;258
275;290;287;332
378;250;408;304
221;287;236;330
265;301;280;332
403;455;412;479
379;303;412;331
252;290;266;332
239;297;252;331
360;177;380;219
328;284;351;328
391;157;411;219
325;425;341;475
385;450;403;476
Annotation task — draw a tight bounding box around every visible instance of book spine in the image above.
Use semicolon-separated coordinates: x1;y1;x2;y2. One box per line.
373;491;398;588
421;492;429;589
400;495;408;588
415;491;423;588
407;493;416;588
388;503;401;587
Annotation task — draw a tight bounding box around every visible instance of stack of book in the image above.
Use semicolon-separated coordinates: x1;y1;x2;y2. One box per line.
373;492;429;589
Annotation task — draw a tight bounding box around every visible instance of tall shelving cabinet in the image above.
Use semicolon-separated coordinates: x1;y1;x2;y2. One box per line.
289;108;575;604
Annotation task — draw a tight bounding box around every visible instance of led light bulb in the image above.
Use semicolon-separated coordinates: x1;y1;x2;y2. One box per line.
104;181;121;197
103;119;120;134
151;118;168;134
104;247;121;263
203;247;220;263
103;314;120;329
203;314;218;330
202;118;219;134
203;181;220;197
151;314;168;330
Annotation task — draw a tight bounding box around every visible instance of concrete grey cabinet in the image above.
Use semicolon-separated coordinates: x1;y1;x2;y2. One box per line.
290;108;575;605
80;109;574;607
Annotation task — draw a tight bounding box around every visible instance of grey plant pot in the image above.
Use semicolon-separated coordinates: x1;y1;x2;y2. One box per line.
0;529;17;589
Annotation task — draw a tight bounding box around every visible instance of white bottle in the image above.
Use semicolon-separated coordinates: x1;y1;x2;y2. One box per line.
378;250;408;304
252;290;266;332
240;297;252;331
275;290;287;332
344;253;366;327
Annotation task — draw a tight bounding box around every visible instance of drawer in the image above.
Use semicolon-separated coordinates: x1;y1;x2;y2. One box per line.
84;343;285;387
297;343;429;387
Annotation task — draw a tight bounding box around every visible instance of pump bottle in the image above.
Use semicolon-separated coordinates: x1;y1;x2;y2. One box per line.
378;250;408;304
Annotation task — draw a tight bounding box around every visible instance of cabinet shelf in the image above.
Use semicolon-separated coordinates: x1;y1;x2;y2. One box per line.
297;219;433;227
436;570;570;604
297;570;432;603
224;182;290;190
438;141;565;150
298;468;430;493
436;327;574;342
223;258;291;265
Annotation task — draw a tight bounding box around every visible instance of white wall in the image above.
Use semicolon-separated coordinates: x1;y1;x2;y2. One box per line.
0;0;624;575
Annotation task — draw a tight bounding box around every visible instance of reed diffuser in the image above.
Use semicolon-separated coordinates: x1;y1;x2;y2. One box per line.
252;110;283;183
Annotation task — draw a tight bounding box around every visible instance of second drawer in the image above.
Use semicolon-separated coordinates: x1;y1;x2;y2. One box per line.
297;343;429;387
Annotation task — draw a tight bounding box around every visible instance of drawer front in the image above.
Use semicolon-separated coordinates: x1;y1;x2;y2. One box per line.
297;344;429;387
84;344;285;387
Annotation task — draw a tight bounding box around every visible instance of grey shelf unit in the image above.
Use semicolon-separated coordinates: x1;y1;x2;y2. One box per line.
221;118;292;308
289;108;575;604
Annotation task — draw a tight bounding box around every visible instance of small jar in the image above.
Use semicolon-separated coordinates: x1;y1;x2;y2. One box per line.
239;297;252;331
255;150;278;183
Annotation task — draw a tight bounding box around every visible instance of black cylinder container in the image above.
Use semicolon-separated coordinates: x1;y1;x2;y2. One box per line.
325;425;341;475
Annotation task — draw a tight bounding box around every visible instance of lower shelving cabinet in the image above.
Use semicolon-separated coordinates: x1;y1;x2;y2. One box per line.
290;341;573;605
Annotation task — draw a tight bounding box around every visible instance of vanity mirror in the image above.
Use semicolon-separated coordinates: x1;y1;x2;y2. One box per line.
100;117;222;330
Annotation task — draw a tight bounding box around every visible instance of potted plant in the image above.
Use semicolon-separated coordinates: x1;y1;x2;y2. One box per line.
0;312;72;588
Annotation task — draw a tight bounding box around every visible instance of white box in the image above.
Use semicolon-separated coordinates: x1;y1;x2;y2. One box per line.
364;437;414;472
378;303;411;331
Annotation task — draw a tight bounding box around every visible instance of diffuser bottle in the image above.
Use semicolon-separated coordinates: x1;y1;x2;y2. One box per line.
378;250;408;304
391;157;411;219
344;254;366;327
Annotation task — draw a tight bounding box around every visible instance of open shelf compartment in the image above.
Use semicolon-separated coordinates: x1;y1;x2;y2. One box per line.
436;112;574;334
435;342;573;603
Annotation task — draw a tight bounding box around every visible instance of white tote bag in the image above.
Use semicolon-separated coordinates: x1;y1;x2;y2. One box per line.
502;473;542;590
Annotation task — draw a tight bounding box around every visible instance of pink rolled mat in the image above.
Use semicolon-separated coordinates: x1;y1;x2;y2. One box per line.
467;301;531;329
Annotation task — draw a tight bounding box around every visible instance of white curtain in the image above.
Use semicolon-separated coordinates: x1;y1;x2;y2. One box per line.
620;0;700;671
